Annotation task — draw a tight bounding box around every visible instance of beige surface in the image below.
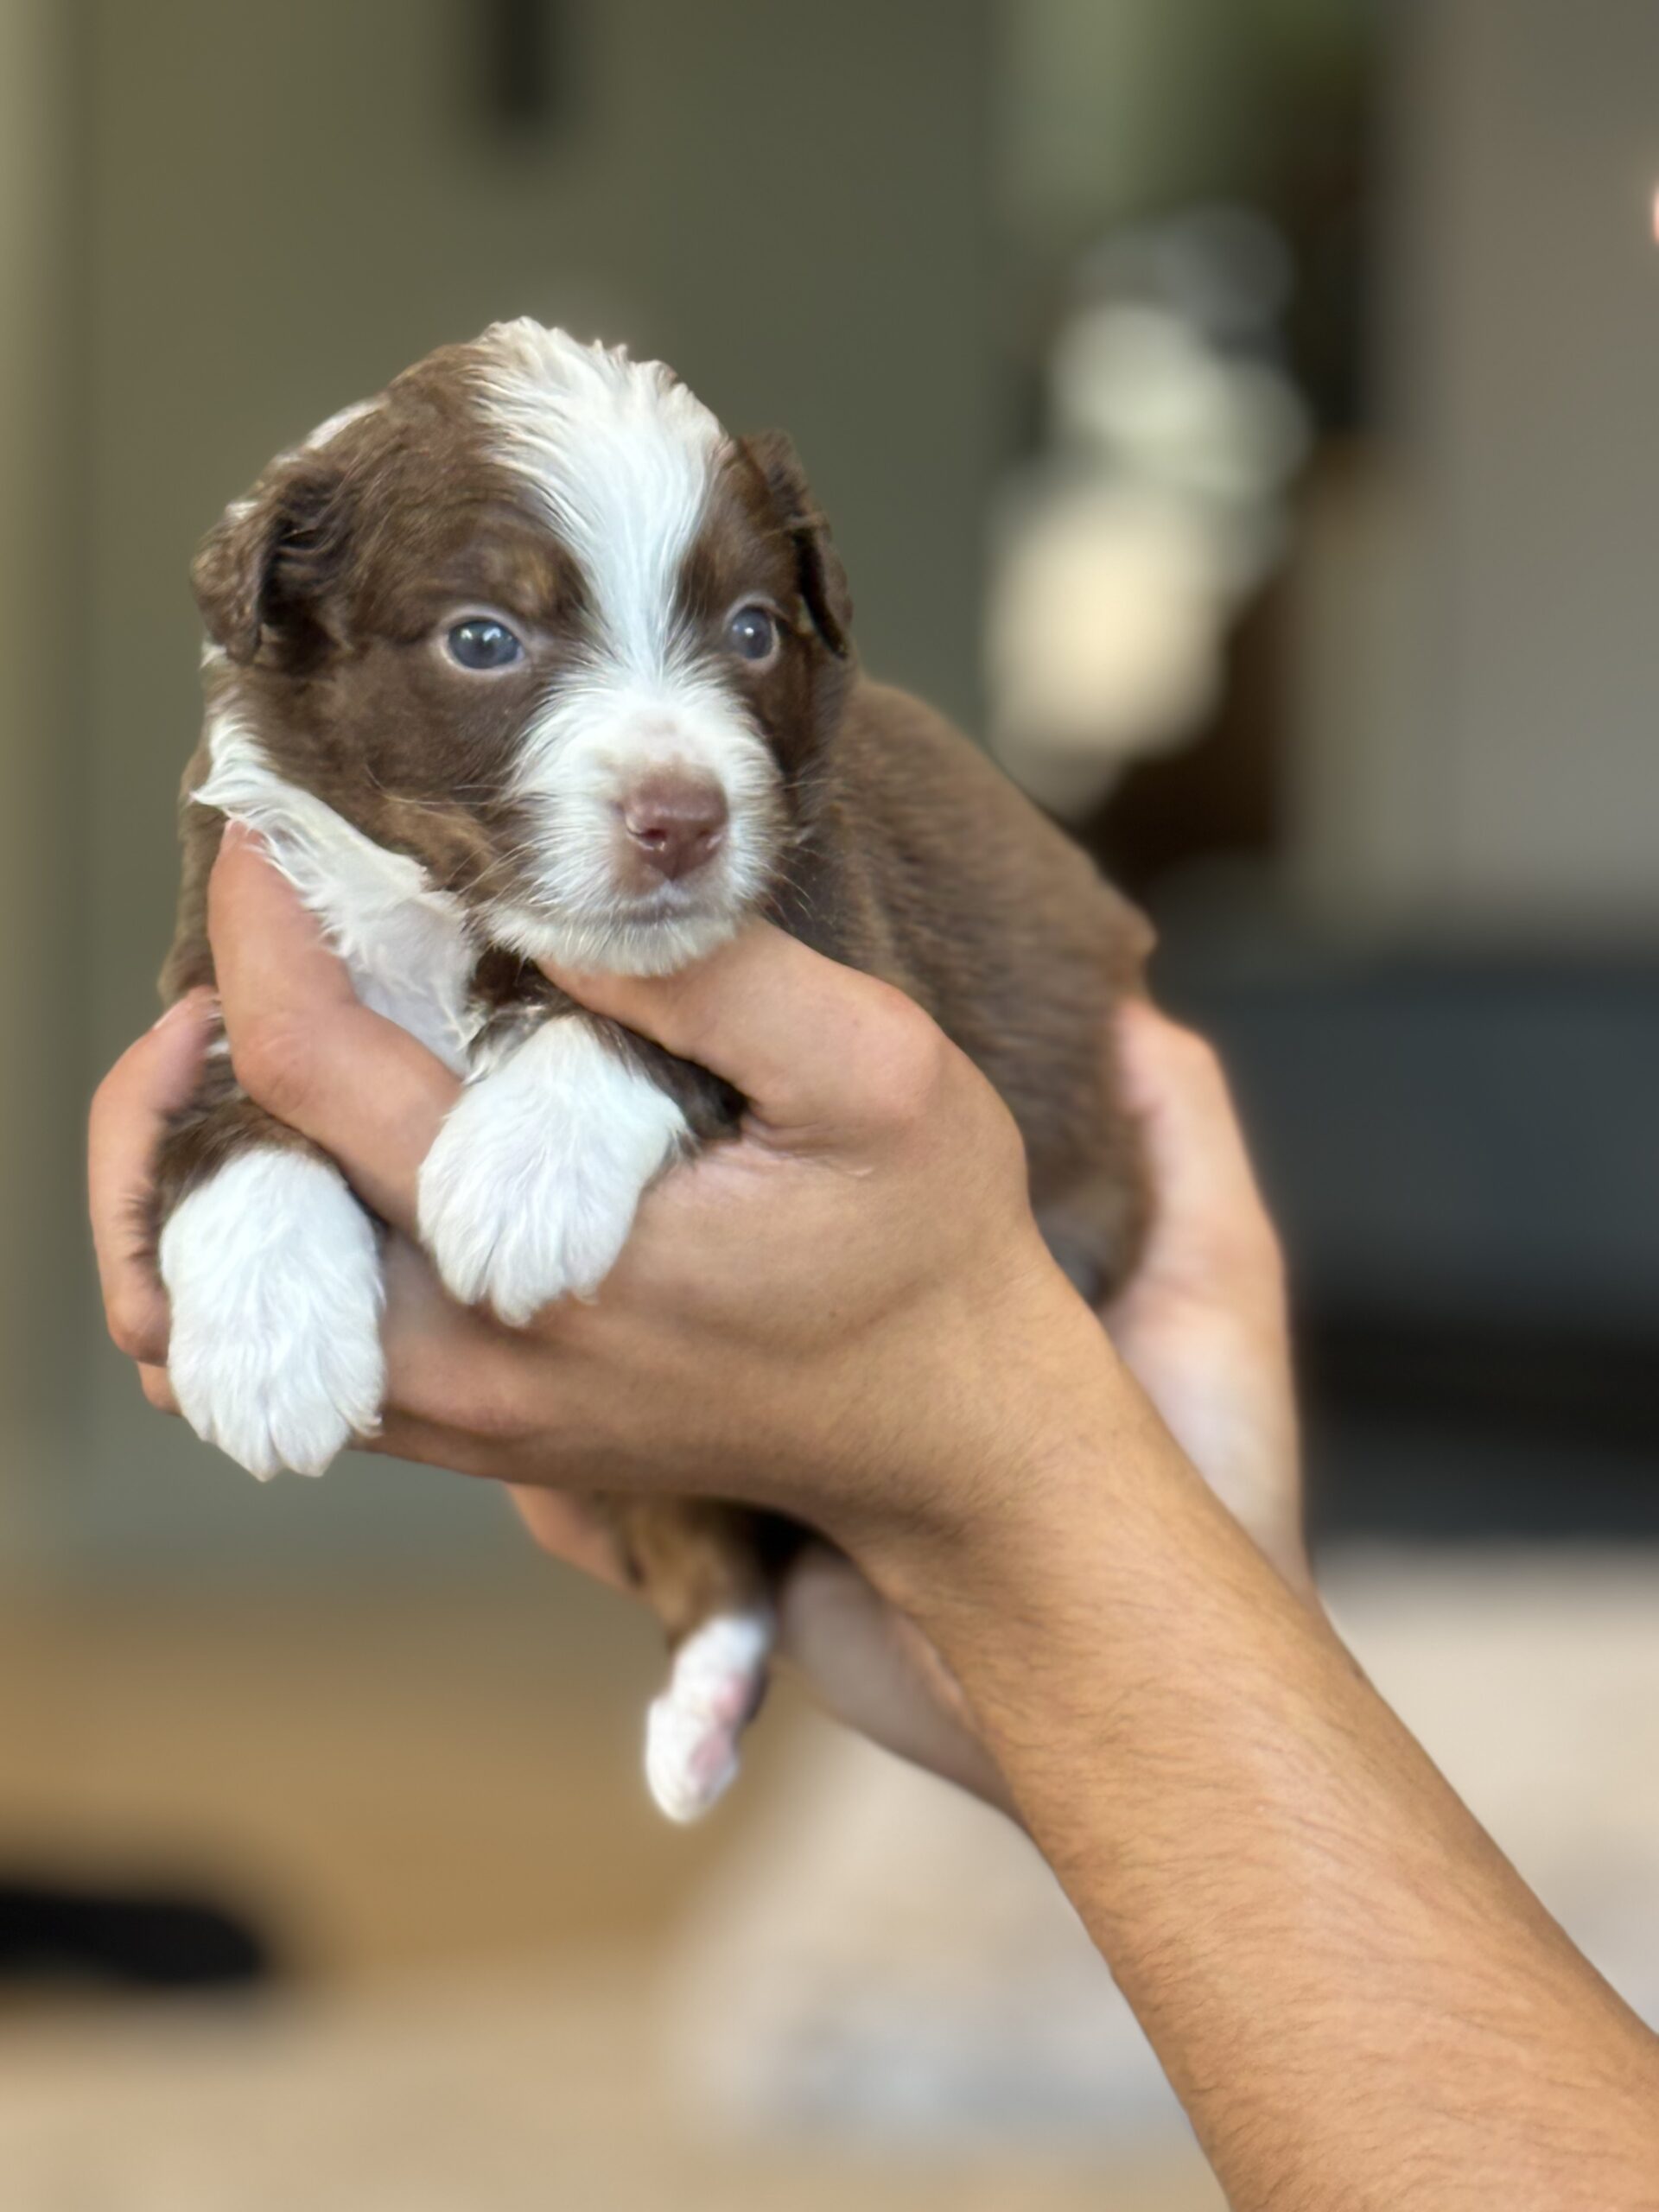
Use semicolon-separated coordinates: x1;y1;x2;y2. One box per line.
0;1965;1218;2212
0;1573;1217;2209
11;1552;1651;2208
0;1573;747;1975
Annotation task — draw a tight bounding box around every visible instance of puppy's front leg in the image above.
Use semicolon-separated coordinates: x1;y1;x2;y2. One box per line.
417;1007;690;1324
156;1048;385;1480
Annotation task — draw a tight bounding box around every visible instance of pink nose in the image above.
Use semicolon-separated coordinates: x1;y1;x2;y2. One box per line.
621;774;729;881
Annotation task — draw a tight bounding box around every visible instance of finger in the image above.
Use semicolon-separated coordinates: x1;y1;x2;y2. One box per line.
361;1407;510;1478
374;1231;553;1427
507;1486;632;1594
370;1242;634;1586
209;829;458;1232
88;990;217;1363
139;1363;179;1414
1112;999;1276;1249
542;920;943;1135
359;1413;633;1602
776;1545;1014;1815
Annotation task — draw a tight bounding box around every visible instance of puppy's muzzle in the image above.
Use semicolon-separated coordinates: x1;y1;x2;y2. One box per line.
620;772;729;884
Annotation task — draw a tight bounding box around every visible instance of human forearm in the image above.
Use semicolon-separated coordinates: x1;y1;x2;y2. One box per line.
92;863;1659;2208
893;1310;1659;2211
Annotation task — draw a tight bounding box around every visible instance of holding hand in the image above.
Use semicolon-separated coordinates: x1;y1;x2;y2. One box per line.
91;835;1305;1807
91;840;1659;2210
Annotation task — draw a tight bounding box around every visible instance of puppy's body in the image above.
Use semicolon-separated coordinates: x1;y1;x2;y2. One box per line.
156;323;1147;1819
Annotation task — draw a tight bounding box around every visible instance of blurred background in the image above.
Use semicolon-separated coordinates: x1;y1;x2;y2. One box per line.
3;1;1657;2204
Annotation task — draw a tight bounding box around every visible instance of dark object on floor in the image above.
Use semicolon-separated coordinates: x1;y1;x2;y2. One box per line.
0;1877;273;1990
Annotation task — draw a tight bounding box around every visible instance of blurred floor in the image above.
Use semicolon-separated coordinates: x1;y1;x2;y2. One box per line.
655;1548;1659;2149
0;1965;1217;2211
0;1568;1220;2209
0;1571;736;1978
2;1549;1656;2209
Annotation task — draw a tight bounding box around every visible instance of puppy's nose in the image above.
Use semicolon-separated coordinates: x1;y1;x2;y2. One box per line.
621;774;729;880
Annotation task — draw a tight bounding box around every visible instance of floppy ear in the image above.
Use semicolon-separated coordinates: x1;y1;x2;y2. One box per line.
742;430;853;658
192;453;350;664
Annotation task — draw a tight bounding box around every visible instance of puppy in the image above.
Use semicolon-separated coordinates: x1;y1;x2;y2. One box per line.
154;321;1149;1821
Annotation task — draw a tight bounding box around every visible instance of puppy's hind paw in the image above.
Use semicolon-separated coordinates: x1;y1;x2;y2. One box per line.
645;1609;774;1824
159;1147;385;1480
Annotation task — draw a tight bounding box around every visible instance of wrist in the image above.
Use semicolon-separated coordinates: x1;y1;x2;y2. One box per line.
861;1268;1305;1746
855;1253;1134;1627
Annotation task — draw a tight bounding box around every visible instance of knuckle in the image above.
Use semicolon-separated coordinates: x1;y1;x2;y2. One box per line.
1212;1203;1287;1296
87;1052;138;1143
452;1390;537;1451
982;1089;1031;1176
110;1291;167;1366
139;1364;177;1414
1154;1018;1232;1111
391;1354;538;1452
1163;1018;1220;1082
230;1013;315;1119
87;1067;118;1135
867;996;951;1124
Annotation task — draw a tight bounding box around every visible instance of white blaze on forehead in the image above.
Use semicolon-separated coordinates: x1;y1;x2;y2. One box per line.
459;321;780;977
471;320;725;674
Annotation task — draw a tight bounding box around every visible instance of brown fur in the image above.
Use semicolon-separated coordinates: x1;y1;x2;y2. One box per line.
156;330;1148;1694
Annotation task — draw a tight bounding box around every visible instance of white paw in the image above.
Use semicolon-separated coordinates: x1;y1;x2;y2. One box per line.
159;1147;385;1481
645;1609;774;1824
417;1019;688;1325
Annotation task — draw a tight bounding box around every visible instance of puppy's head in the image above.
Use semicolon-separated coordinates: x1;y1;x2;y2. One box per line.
194;321;854;973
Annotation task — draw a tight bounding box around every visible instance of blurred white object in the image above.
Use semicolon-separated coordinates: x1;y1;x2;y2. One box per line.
1287;3;1659;931
988;478;1265;820
1052;304;1307;504
988;209;1310;821
663;1723;1184;2144
664;1549;1659;2147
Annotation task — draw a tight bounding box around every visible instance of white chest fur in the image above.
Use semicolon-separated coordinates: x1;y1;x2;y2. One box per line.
195;715;482;1075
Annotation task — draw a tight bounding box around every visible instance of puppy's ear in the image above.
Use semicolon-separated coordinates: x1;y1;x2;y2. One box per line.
743;430;853;658
192;454;350;664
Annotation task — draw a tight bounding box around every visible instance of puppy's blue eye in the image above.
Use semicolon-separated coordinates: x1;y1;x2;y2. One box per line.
727;605;777;663
447;617;524;671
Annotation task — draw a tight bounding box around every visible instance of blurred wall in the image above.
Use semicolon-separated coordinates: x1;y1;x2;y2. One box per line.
22;0;996;1576
0;0;82;1573
1293;0;1659;936
29;0;1655;1581
1000;0;1358;249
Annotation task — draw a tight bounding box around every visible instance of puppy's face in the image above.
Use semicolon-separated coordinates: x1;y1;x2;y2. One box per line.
194;321;853;973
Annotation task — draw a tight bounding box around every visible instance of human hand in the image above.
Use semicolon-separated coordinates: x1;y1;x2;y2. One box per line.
512;995;1309;1786
1102;1001;1306;1590
92;835;1074;1803
90;836;1303;1810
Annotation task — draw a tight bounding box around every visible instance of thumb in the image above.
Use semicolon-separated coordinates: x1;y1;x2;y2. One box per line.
541;922;931;1133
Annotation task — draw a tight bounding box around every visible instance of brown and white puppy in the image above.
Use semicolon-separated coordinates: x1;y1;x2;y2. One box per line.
155;320;1149;1821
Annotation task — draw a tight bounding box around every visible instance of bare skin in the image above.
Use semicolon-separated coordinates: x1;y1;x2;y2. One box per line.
91;836;1659;2210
